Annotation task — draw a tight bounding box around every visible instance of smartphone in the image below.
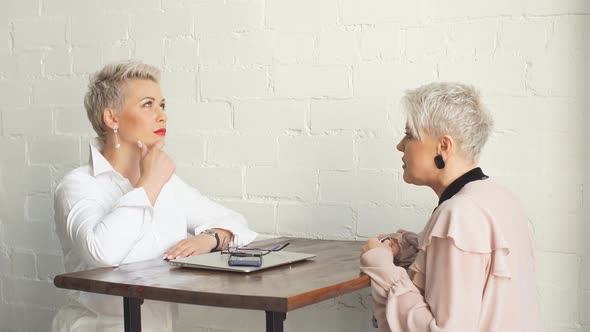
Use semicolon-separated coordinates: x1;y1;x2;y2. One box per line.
228;255;262;267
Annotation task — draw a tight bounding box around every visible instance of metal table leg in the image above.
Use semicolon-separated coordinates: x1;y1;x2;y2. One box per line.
123;297;143;332
265;311;286;332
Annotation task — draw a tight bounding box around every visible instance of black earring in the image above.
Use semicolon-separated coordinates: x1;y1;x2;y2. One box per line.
434;155;445;169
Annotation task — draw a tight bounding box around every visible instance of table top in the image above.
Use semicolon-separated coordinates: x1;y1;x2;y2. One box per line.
53;237;370;312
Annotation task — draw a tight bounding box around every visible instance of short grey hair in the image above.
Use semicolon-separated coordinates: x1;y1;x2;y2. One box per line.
402;82;494;162
84;60;161;140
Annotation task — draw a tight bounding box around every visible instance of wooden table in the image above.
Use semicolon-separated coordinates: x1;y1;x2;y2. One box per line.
53;237;370;332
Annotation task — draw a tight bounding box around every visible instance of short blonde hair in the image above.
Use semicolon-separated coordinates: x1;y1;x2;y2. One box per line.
402;82;493;162
84;60;161;140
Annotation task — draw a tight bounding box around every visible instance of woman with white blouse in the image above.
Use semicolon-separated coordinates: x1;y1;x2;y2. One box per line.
52;60;257;331
360;82;543;331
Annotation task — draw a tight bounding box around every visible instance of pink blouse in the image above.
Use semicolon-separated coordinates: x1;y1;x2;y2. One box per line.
360;179;543;332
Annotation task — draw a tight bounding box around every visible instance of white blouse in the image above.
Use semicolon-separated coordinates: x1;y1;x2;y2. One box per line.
52;141;257;332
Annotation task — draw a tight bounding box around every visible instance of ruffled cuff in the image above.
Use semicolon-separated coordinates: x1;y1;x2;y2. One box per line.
361;248;417;298
361;247;394;267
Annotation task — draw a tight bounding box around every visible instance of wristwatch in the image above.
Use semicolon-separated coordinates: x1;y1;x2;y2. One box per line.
201;229;220;252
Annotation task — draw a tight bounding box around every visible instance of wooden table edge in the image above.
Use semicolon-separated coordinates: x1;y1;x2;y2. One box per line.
54;273;370;313
286;274;370;311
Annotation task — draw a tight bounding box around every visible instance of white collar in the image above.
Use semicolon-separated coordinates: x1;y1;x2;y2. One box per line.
89;138;116;177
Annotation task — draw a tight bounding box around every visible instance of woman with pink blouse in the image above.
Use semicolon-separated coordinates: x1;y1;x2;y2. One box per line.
360;82;543;332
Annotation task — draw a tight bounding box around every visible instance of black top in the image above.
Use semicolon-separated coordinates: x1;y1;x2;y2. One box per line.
437;167;488;207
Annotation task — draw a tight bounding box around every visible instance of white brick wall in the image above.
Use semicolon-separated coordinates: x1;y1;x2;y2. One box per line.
167;102;232;133
54;106;95;135
28;137;80;165
246;167;317;201
160;71;197;100
583;37;590;327
200;32;274;66
193;0;264;34
267;0;339;32
201;68;270;99
70;14;129;47
279;136;353;169
320;170;397;203
208;135;276;166
274;64;351;98
439;56;527;95
13;18;67;51
448;20;497;57
11;252;35;279
33;78;86;105
177;166;243;198
273;32;315;63
0;0;38;19
358;138;399;169
358;24;402;61
0;0;587;331
277;203;354;238
2;107;52;136
0;81;31;105
234;100;306;134
316;29;358;65
357;206;429;237
353;62;436;97
341;0;421;25
222;201;276;234
311;98;390;133
164;136;205;166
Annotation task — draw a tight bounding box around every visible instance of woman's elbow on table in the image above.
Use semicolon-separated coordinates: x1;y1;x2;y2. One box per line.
77;233;129;267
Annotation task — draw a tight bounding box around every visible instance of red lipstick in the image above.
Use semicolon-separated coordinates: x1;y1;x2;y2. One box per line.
154;128;167;136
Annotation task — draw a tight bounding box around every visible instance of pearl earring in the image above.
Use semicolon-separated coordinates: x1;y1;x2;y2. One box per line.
113;126;121;149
